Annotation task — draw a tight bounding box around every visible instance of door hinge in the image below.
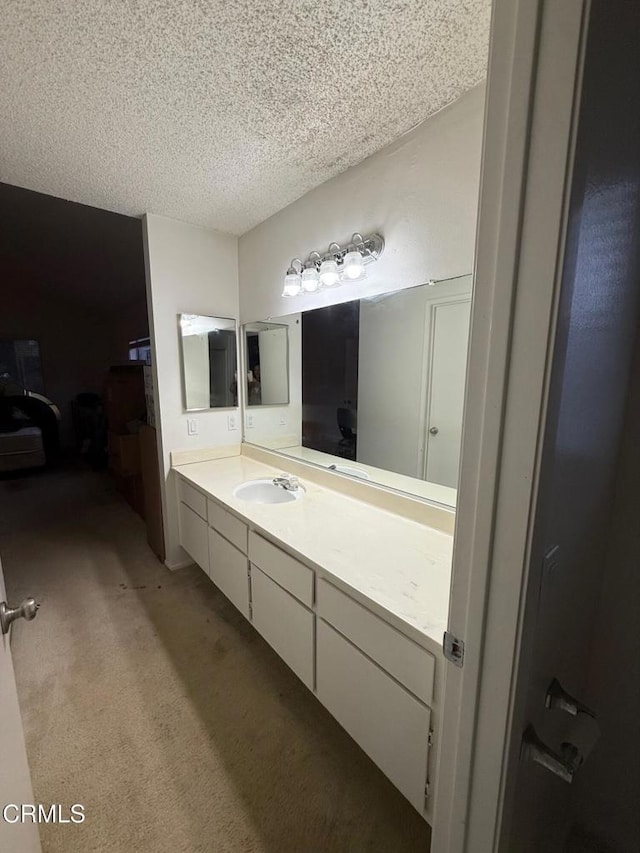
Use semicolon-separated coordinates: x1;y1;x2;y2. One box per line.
425;780;431;801
443;631;465;667
428;729;434;747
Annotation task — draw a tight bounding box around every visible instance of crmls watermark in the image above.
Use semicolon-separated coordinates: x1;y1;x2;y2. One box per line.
2;804;85;824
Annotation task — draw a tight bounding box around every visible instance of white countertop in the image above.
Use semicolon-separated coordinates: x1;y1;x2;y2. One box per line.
174;455;453;652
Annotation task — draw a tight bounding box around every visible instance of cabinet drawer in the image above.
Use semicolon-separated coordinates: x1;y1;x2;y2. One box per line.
179;502;209;572
178;478;207;520
317;580;435;705
248;531;313;607
209;529;250;619
251;567;314;690
207;499;247;554
317;620;431;814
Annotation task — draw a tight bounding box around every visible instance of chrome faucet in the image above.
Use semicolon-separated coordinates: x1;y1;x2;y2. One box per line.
273;474;300;491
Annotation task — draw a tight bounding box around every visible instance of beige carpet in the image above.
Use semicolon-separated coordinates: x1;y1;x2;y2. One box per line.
0;465;431;853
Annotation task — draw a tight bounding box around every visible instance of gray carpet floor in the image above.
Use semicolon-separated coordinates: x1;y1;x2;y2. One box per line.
0;465;431;853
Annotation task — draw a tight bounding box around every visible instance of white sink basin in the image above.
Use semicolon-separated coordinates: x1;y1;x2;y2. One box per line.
233;479;305;504
328;465;370;480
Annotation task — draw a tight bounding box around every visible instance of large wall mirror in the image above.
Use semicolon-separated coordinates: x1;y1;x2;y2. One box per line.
179;314;238;411
243;322;290;406
241;275;472;506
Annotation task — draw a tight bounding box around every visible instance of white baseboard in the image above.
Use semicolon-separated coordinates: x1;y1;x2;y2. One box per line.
165;558;194;572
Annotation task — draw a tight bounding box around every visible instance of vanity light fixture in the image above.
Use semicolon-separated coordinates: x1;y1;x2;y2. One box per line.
301;252;321;292
319;257;340;287
301;267;319;292
281;232;384;297
342;249;366;281
282;259;303;297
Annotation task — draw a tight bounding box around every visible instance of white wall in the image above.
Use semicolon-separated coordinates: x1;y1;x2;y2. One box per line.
143;213;239;568
238;84;484;323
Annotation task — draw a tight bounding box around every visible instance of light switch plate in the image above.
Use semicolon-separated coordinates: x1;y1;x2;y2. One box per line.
246;413;255;429
227;413;239;431
187;418;198;436
279;413;287;426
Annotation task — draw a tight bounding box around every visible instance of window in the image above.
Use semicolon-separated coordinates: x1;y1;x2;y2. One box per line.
128;337;151;365
0;339;45;394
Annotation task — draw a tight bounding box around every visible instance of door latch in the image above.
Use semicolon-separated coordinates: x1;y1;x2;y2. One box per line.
443;631;464;667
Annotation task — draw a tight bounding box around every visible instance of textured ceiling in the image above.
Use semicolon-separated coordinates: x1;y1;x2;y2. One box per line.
1;0;491;236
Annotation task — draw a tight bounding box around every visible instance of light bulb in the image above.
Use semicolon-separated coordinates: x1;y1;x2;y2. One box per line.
342;250;365;281
282;270;301;297
319;259;340;287
301;267;319;293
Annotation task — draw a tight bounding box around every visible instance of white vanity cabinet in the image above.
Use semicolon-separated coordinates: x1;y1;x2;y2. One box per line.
175;472;441;821
178;481;209;572
178;479;251;617
208;528;250;619
248;531;314;607
316;619;432;813
248;531;315;689
316;579;435;813
317;580;435;705
208;499;247;553
251;566;314;689
206;499;250;619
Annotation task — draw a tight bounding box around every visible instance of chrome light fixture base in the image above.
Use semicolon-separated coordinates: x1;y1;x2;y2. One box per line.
282;232;384;297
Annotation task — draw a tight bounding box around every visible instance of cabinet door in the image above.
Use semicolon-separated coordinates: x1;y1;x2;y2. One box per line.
248;531;314;606
317;579;435;705
251;567;314;690
209;529;250;619
317;620;431;814
179;502;209;572
178;478;207;519
207;500;247;553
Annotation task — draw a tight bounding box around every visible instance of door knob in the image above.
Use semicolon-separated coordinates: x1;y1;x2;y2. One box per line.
0;598;39;635
520;724;581;783
429;426;439;435
545;678;596;718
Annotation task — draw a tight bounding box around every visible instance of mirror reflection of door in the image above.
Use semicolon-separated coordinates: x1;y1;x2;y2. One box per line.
258;328;288;404
209;333;237;408
179;315;237;411
424;300;472;489
244;323;289;407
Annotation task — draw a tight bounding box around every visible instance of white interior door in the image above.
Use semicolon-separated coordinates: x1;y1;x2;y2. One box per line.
497;0;640;848
0;557;41;853
434;1;639;851
425;300;471;488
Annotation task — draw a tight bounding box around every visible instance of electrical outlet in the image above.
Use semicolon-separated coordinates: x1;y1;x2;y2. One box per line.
246;413;255;429
227;413;239;431
187;418;198;436
279;413;287;426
